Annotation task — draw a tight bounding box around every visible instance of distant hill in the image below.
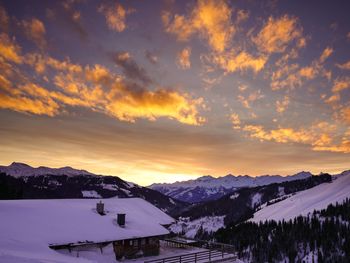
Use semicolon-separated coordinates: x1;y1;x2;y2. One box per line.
149;171;312;203
0;162;187;215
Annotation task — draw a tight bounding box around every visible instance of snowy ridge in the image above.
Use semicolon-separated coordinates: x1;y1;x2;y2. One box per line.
149;171;312;203
0;162;95;177
251;170;350;222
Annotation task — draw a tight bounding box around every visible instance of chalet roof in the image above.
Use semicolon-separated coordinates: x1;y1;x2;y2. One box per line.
0;198;174;247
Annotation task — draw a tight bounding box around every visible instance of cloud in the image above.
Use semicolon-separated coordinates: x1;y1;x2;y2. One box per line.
242;122;350;153
208;49;267;74
163;0;235;52
276;95;290;113
253;15;304;54
319;47;333;63
20;18;47;49
271;47;332;90
0;92;59;116
106;84;205;125
0;5;9;32
237;89;264;109
0;34;205;126
332;77;350;93
336;60;350;70
98;2;134;32
230;113;241;129
112;51;152;85
325;94;340;104
145;50;158;65
176;47;191;69
46;1;88;40
0;33;23;64
340;107;350;125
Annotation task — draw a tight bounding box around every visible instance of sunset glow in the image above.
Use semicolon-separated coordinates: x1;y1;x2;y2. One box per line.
0;0;349;185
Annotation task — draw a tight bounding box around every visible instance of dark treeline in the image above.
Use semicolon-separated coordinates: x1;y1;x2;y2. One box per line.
215;198;350;263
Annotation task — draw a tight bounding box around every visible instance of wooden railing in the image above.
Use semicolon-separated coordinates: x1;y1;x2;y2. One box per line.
144;249;236;263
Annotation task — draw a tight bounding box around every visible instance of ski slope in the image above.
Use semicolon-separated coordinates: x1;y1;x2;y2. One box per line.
251;171;350;222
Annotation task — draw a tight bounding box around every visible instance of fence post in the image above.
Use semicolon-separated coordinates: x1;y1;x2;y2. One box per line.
222;245;224;258
209;250;211;262
195;253;197;263
179;255;182;263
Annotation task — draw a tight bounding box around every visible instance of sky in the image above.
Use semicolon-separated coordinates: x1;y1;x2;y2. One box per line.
0;0;349;186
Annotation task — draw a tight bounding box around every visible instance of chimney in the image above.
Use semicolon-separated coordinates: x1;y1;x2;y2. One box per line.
117;213;126;226
96;201;104;215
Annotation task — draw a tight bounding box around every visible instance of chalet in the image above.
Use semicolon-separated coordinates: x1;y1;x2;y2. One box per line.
0;198;175;261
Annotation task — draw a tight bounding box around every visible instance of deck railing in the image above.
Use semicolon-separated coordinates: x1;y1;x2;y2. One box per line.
144;249;236;263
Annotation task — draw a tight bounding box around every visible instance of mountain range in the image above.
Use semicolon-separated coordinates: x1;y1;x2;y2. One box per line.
0;162;186;215
149;171;312;203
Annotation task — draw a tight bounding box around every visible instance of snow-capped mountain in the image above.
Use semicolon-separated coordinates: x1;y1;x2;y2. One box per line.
251;170;350;222
149;171;312;203
0;162;186;215
0;162;94;177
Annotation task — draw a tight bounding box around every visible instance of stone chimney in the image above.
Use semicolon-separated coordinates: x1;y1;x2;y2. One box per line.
96;201;104;215
117;213;126;226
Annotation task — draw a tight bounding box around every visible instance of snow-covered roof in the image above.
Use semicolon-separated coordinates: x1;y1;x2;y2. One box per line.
0;198;174;248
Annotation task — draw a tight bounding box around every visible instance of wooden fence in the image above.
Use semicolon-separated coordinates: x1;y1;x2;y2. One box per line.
144;249;236;263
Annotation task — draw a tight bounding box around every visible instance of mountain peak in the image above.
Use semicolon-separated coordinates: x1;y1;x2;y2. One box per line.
10;162;32;168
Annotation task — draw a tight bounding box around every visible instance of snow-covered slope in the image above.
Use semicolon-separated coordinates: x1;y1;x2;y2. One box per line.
251;170;350;222
0;162;94;177
149;172;312;203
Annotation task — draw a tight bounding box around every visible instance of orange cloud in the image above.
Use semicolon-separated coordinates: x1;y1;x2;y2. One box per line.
0;33;23;64
332;77;350;93
106;85;205;125
98;2;134;32
276;96;290;113
253;15;303;54
230;113;241;129
209;50;267;74
176;47;191;69
271;47;332;90
163;0;235;52
0;91;59;117
20;18;47;49
1;35;206;126
319;47;333;63
336;60;350;70
340;107;350;125
242;122;350;153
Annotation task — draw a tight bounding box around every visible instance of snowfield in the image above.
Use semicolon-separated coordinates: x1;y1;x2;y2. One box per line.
251;171;350;222
170;216;225;238
0;198;174;263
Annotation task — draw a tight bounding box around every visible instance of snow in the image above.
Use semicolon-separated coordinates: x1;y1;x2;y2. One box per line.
0;198;174;263
150;171;312;190
149;171;312;202
170;216;225;238
55;242;208;263
81;190;102;198
251;171;350;222
101;183;118;191
230;193;239;200
251;193;262;208
0;162;94;177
